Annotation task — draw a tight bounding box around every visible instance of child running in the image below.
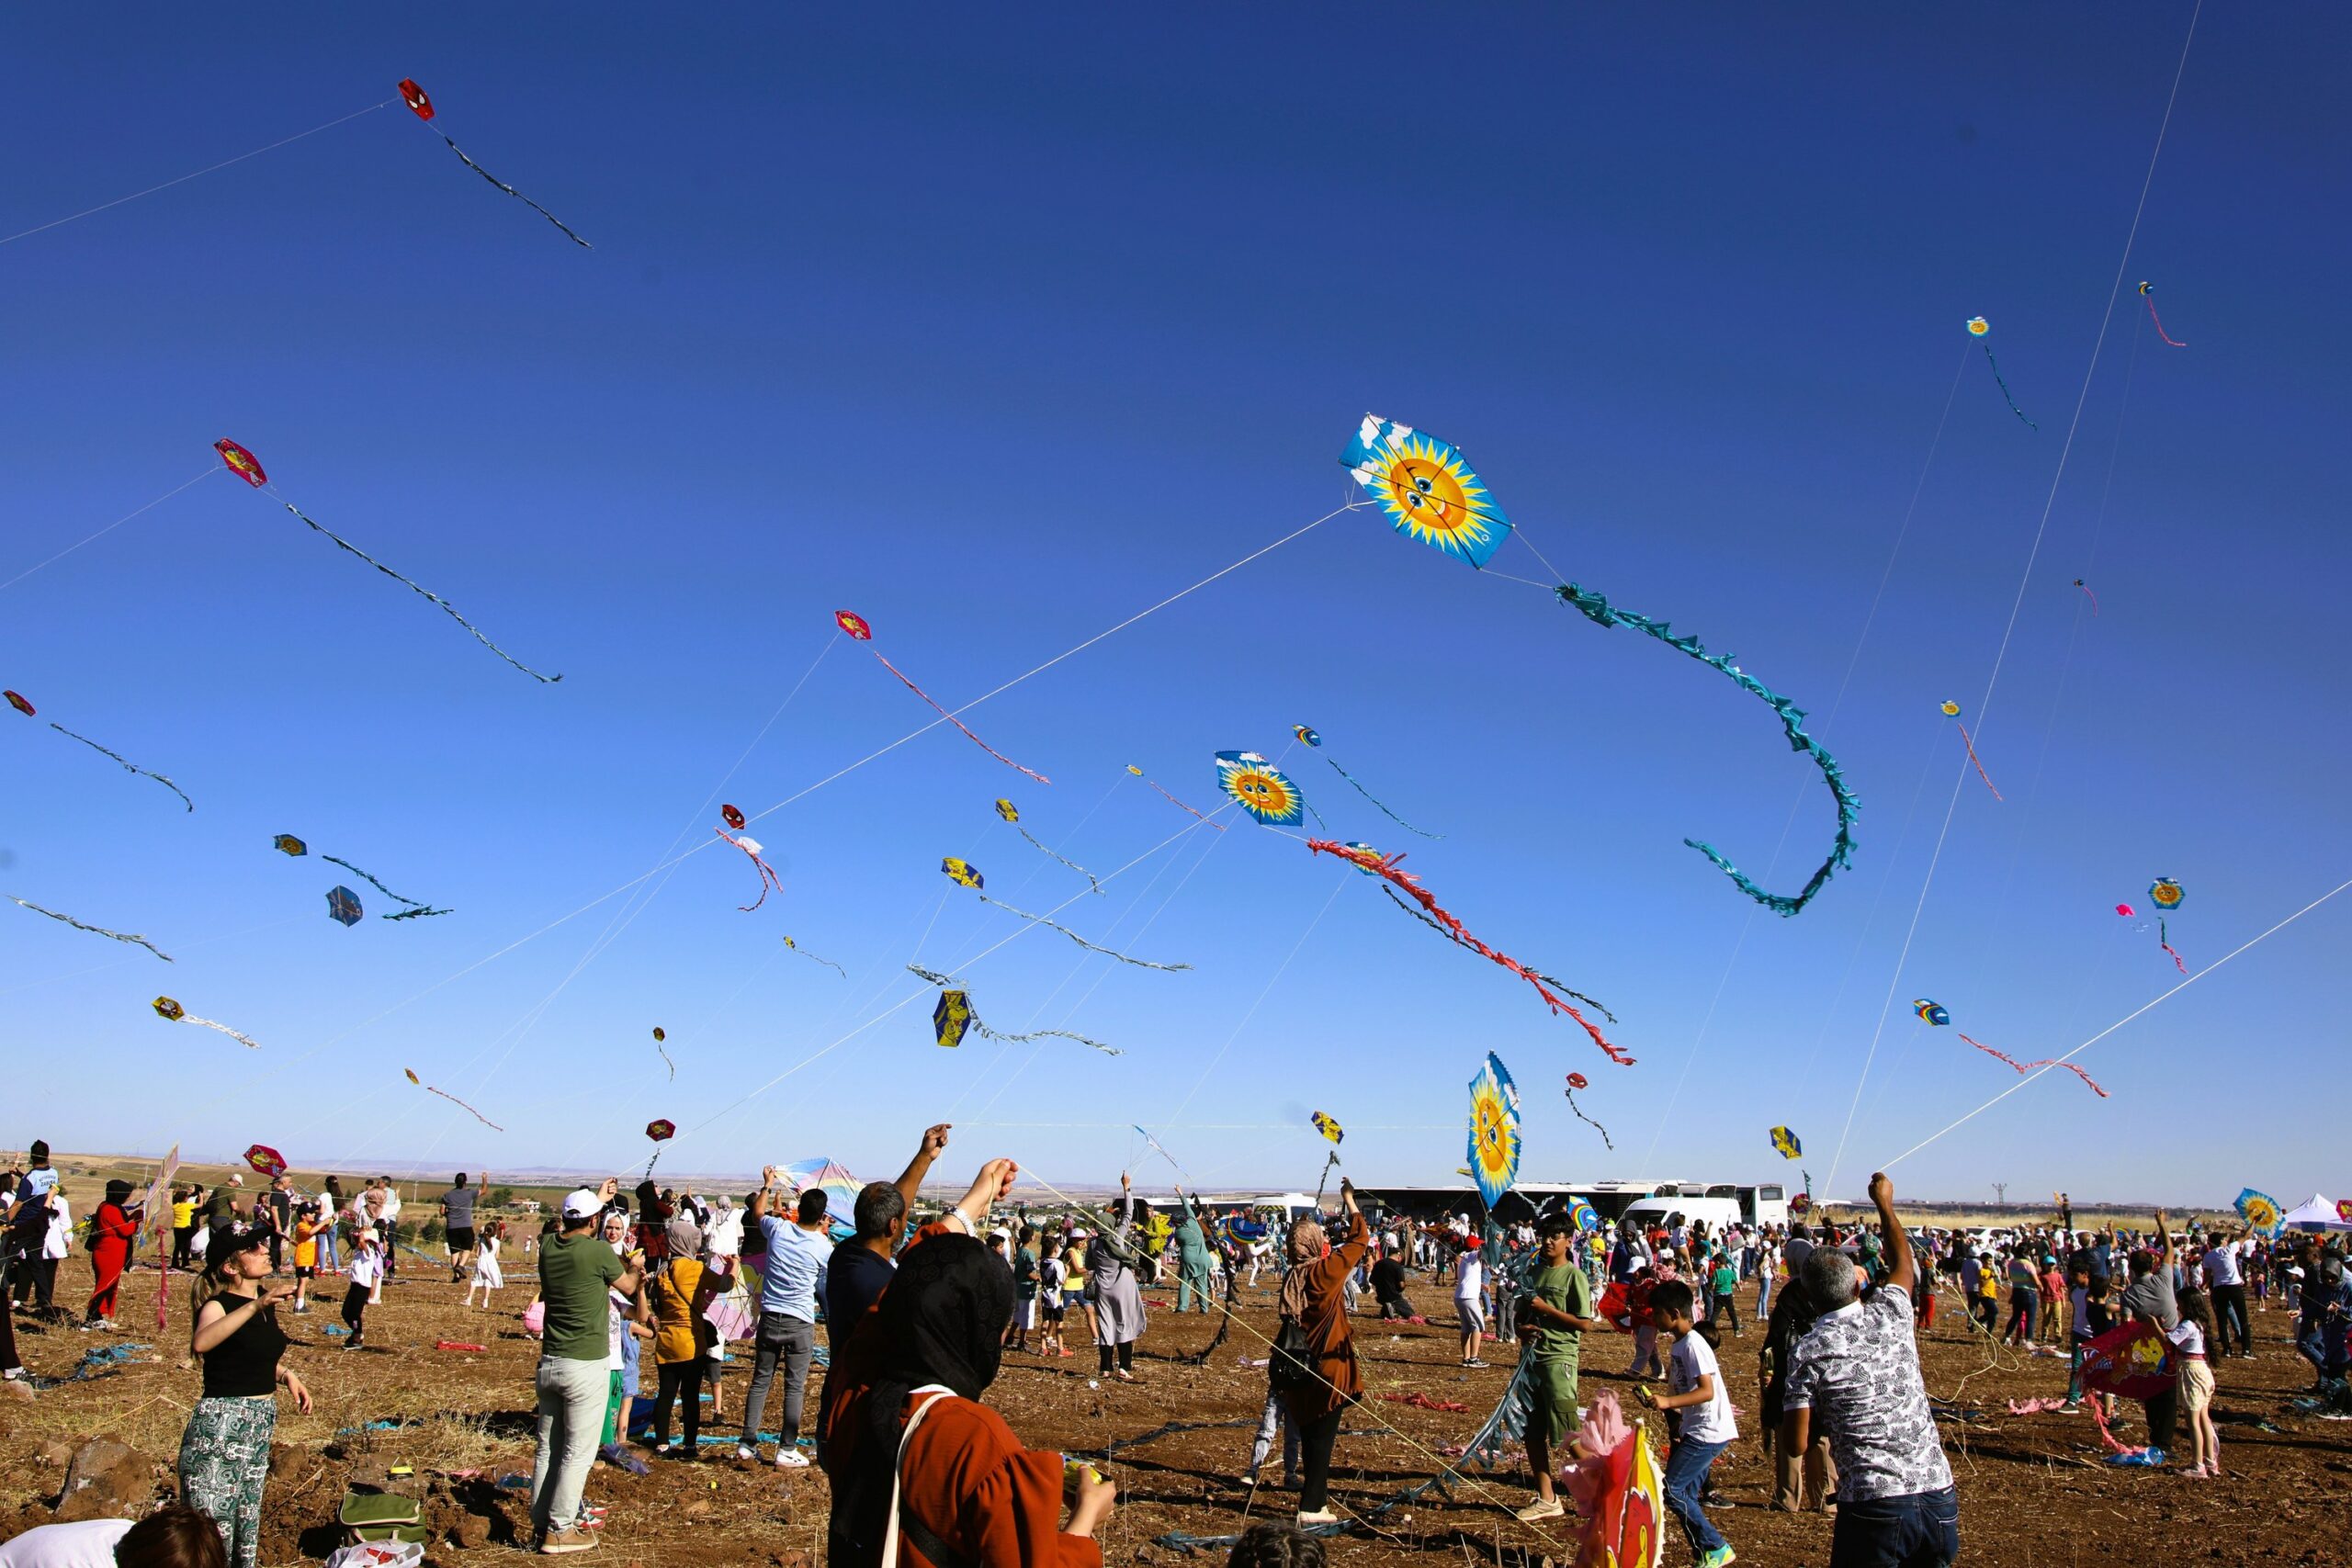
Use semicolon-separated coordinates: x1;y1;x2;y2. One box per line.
1642;1279;1738;1568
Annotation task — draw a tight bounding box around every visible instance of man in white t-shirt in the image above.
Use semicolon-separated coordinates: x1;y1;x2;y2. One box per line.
1453;1235;1488;1368
1642;1276;1736;1568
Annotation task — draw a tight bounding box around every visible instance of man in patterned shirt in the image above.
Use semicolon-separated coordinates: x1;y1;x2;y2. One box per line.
1781;1172;1958;1568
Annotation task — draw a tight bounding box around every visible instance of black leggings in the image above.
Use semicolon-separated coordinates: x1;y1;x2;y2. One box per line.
654;1358;706;1446
1711;1291;1739;1333
1098;1340;1134;1375
341;1282;369;1342
1297;1409;1344;1512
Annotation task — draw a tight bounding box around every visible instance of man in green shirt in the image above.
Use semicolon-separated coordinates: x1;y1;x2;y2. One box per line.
530;1179;641;1553
1515;1213;1608;1523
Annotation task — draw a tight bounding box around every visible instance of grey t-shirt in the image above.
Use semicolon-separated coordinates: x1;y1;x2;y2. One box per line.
443;1186;477;1229
1784;1285;1954;1504
2119;1269;2178;1331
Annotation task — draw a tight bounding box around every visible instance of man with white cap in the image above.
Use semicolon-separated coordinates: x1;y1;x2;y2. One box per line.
531;1178;640;1553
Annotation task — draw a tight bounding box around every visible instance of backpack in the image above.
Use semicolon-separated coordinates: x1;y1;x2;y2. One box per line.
1269;1316;1317;1394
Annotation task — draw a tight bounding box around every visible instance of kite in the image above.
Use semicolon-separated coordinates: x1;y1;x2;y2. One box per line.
1560;582;1858;916
1913;998;1950;1027
1215;750;1306;828
717;827;780;910
721;804;746;830
1770;1125;1802;1160
272;834;307;856
1465;1052;1522;1210
1291;724;1441;839
405;1068;503;1130
212;440;560;681
1125;764;1224;829
37;716;194;811
2234;1188;2283;1238
153;996;259;1049
2078;1318;2179;1403
4;691;31;716
10;897;171;961
1311;1111;1343;1145
1957;1033;2109;1097
945;866;1193;971
2336;1199;2352;1226
1966;317;2037;429
1563;1071;1614;1150
652;1027;673;1080
1340;414;1513;568
1568;1197;1602;1235
907;965;1121;1055
1310;839;1631;1064
995;797;1101;894
2149;877;2187;974
832;610;1047;783
941;856;984;890
322;856;447;919
326;886;365;927
783;935;845;976
243;1145;288;1179
2115;903;2134;918
396;78;590;247
1373;883;1618;1021
1558;1394;1666;1568
643;1118;675;1179
2137;282;2186;348
1938;701;2002;800
2074;579;2100;615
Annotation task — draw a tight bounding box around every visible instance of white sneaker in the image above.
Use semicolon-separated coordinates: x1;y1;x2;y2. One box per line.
1514;1496;1565;1522
736;1445;758;1461
774;1449;809;1470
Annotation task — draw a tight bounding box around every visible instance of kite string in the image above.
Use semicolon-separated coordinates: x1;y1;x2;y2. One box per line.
1824;0;2203;1194
0;466;220;593
1162;874;1350;1126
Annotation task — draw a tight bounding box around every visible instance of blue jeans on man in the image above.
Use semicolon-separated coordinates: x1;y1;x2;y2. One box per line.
1662;1436;1727;1556
1829;1486;1960;1568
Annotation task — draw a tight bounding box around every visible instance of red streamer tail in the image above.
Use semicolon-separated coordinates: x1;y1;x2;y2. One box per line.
871;651;1049;784
1954;720;2003;800
1140;774;1224;829
427;1085;504;1131
2075;581;2100;616
717;828;782;911
2145;296;2186;348
1959;1034;2108;1097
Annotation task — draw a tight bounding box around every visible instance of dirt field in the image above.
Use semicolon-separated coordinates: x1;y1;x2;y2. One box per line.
4;1258;2347;1567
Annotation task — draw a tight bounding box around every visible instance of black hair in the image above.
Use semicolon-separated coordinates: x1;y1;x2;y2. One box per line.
1225;1522;1327;1568
797;1188;829;1224
1648;1279;1697;1322
1536;1213;1576;1242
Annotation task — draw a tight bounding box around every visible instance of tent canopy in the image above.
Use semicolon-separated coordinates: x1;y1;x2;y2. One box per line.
2278;1193;2352;1232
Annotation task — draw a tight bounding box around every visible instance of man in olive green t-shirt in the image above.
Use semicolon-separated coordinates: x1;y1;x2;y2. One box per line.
530;1179;641;1551
1515;1213;1607;1523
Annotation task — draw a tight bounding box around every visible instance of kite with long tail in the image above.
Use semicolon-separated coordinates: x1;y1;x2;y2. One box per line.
2074;579;2100;615
214;441;560;682
940;860;1191;971
397;80;589;248
2148;877;2188;974
651;1027;674;1080
833;610;1046;783
1966;317;2036;428
1125;765;1224;829
995;799;1101;893
908;967;1122;1055
1563;1071;1615;1149
2136;282;2186;348
1309;839;1630;1065
1292;725;1441;839
1938;702;2002;800
153;996;258;1049
405;1067;503;1129
12;897;171;961
1958;1034;2109;1098
784;935;845;976
717;826;781;910
9;692;196;810
322;856;450;919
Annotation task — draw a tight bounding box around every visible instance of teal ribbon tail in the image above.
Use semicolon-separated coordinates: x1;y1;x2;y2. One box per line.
1558;583;1860;917
1326;757;1442;839
1980;343;2038;430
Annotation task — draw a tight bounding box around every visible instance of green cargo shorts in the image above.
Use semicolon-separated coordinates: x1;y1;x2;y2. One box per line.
1528;1356;1581;1447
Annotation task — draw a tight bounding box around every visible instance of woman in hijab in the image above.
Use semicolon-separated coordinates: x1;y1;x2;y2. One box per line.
824;1156;1115;1568
648;1214;723;1455
1277;1178;1370;1527
84;1179;141;1328
1087;1172;1148;1382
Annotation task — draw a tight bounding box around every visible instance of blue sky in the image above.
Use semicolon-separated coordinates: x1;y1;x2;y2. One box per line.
5;4;2346;1207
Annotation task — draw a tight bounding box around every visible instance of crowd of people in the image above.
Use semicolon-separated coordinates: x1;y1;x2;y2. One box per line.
6;1134;2351;1568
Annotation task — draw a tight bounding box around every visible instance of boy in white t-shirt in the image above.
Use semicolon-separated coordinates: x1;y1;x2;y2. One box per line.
1454;1236;1489;1368
1640;1279;1736;1568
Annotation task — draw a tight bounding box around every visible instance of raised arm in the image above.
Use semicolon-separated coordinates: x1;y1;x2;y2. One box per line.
895;1125;952;1213
2154;1209;2175;1274
1870;1173;1916;1297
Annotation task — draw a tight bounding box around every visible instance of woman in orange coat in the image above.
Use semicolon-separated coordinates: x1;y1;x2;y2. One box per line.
84;1179;141;1327
1278;1178;1371;1526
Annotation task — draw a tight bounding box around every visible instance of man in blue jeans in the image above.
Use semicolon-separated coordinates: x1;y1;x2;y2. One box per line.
1640;1278;1737;1568
1782;1172;1959;1568
739;1167;833;1469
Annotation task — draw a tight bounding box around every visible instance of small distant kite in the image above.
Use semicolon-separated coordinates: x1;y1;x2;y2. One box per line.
643;1117;675;1179
941;856;984;890
942;859;1190;970
153;996;259;1049
652;1027;673;1079
1966;317;2036;429
994;797;1101;893
243;1144;288;1179
1563;1071;1613;1150
833;609;1046;783
322;855;449;920
1958;1033;2108;1097
2116;903;2134;918
1311;840;1629;1064
2073;579;2100;615
908;965;1120;1055
8;692;193;810
1291;724;1441;839
1938;701;2002;800
2149;877;2187;974
2335;1199;2352;1226
718;827;780;910
1125;764;1223;829
2136;282;2186;348
405;1068;502;1130
1216;750;1306;828
396;78;590;247
10;897;171;961
2234;1188;2283;1238
326;886;365;927
1311;1111;1343;1145
783;935;845;976
214;439;560;682
721;804;746;830
1340;414;1513;569
272;834;308;856
1914;998;1951;1027
1465;1052;1522;1210
1770;1125;1803;1160
3;691;31;716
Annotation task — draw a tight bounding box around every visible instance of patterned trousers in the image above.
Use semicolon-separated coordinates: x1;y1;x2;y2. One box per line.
178;1394;276;1568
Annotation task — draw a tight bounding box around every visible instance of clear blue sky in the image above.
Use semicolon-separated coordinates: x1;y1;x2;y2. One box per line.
6;4;2346;1207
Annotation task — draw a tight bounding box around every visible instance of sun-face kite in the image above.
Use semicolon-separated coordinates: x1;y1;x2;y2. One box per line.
1563;1071;1613;1150
1465;1052;1522;1210
1312;1111;1343;1145
2148;877;2187;973
396;78;590;247
1966;317;2037;429
2234;1188;2283;1238
994;797;1100;893
1215;750;1305;827
1341;415;1514;569
213;439;560;682
272;834;307;856
1290;724;1441;839
326;886;365;928
243;1144;288;1179
1770;1125;1803;1160
1914;998;1951;1027
833;610;1047;783
153;996;259;1049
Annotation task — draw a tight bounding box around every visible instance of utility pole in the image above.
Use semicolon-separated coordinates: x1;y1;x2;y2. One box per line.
1992;1182;2007;1210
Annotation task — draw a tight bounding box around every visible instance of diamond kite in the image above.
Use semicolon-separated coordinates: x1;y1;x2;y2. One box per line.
1938;701;2002;800
941;856;984;890
1311;1111;1343;1145
907;966;1120;1055
784;935;845;976
396;78;590;247
1216;750;1305;827
405;1069;503;1130
933;988;974;1050
1770;1125;1802;1160
834;610;1046;783
153;997;259;1049
943;861;1191;971
1340;414;1513;569
1465;1052;1522;1210
652;1027;673;1080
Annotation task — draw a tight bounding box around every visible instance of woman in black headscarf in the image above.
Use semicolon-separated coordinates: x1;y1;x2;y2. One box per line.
824;1158;1115;1568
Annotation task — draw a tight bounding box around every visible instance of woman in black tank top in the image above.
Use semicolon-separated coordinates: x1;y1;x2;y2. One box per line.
177;1220;311;1568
